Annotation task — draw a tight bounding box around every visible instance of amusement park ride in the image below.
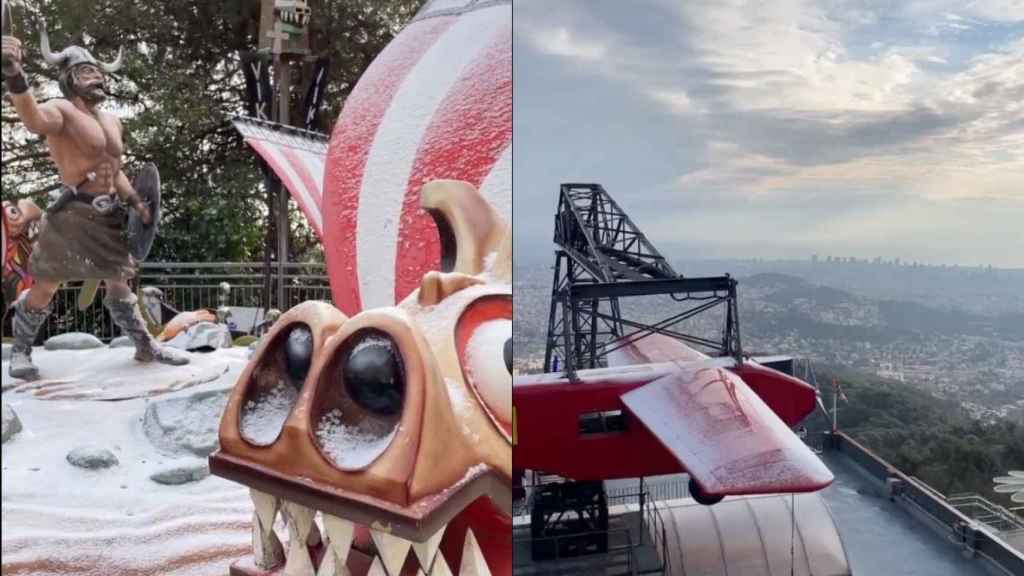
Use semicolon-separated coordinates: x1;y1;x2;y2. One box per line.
513;183;833;560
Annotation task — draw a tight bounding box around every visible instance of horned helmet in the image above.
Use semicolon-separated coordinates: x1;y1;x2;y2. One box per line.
38;23;123;101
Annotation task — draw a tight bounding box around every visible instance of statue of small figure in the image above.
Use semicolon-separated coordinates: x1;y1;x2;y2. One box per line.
2;25;188;380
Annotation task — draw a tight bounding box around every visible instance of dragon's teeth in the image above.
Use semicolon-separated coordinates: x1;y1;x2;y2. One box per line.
282;541;315;576
371;528;413;576
249;490;284;569
250;489;280;531
281;502;318;576
413;524;447;571
322;514;356;565
315;549;351;576
367;556;388;576
429;554;454;576
251;510;285;569
459;529;491;576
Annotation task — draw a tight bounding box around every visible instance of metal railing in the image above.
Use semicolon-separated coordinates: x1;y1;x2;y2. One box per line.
948;494;1024;533
513;484;672;575
513;529;635;575
6;262;332;342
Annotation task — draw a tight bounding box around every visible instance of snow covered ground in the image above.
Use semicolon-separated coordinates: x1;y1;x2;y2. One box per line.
2;346;263;576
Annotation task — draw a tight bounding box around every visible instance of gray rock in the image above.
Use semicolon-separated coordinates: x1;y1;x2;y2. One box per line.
2;343;11;361
67;445;119;469
109;335;134;348
2;402;23;444
150;460;210;485
143;387;230;457
44;332;105;351
165;322;233;352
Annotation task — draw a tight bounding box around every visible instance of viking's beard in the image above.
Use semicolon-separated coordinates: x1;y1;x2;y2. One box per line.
73;79;108;103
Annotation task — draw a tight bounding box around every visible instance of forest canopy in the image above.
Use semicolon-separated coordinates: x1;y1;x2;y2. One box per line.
2;0;426;263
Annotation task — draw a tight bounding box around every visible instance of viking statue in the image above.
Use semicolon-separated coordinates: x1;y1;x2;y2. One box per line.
2;22;188;380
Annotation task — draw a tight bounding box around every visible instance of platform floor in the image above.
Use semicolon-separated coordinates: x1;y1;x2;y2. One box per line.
816;450;994;576
515;448;1016;575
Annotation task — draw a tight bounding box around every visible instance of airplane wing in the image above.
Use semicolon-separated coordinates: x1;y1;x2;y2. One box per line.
620;360;833;497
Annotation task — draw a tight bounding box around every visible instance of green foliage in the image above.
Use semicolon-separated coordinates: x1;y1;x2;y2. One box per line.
809;365;1024;503
233;334;258;347
2;0;426;263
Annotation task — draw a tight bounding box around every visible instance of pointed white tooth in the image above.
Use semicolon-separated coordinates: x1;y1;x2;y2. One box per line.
307;521;323;547
250;489;280;532
371;528;412;576
316;549;353;576
251;510;285;569
281;501;318;576
282;501;317;542
459;530;491;576
323;514;355;564
283;542;315;576
413;525;447;571
367;557;389;576
429;555;454;576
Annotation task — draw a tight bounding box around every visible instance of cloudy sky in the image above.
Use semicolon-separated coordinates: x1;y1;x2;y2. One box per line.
513;0;1024;268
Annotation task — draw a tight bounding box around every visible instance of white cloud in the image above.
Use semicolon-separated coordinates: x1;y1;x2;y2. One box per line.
520;25;607;62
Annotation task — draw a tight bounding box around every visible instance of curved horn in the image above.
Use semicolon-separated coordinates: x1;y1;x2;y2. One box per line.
38;22;68;66
98;46;123;74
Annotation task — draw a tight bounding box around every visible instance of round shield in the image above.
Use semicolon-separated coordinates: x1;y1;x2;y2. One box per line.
126;162;162;261
322;0;511;316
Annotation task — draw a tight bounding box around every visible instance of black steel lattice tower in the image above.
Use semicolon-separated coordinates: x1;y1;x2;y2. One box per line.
543;183;743;377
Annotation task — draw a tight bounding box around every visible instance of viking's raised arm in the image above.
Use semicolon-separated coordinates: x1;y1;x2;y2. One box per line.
9;90;65;136
2;35;65;135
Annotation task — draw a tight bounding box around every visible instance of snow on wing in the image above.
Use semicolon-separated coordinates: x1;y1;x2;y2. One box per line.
620;362;834;496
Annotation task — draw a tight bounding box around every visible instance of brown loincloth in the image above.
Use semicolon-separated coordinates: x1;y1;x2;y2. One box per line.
29;199;137;283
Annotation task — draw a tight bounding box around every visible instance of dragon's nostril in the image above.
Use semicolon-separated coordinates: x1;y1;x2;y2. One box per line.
285;326;313;384
343;333;405;417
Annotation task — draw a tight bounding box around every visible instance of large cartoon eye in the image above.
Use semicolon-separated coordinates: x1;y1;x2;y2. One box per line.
456;297;513;438
343;332;405;416
240;324;310;446
285;326;314;383
313;329;404;470
5;205;21;220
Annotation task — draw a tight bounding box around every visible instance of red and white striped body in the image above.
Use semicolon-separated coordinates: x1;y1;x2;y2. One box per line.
322;0;512;316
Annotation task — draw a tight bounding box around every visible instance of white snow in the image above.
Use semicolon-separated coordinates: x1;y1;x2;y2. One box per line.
2;345;258;575
315;408;397;470
240;380;299;446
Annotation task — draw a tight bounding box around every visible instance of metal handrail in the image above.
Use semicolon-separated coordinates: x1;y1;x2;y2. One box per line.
6;262;333;341
512;528;636;575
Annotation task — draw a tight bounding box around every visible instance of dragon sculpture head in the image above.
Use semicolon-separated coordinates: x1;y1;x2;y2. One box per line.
214;1;512;573
212;181;511;576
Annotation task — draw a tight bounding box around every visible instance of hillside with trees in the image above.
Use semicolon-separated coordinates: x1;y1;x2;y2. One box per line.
810;364;1024;504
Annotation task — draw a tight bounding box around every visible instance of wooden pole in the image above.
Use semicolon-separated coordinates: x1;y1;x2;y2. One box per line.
274;56;290;310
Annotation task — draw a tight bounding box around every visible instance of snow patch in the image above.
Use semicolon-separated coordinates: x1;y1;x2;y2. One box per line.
67;445;120;469
44;332;105;351
144;388;231;457
315;408;397;469
240;381;298;445
150;460;211;485
109;335;134;348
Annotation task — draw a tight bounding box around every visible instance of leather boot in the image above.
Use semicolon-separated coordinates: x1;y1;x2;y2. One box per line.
9;293;52;381
105;294;189;366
